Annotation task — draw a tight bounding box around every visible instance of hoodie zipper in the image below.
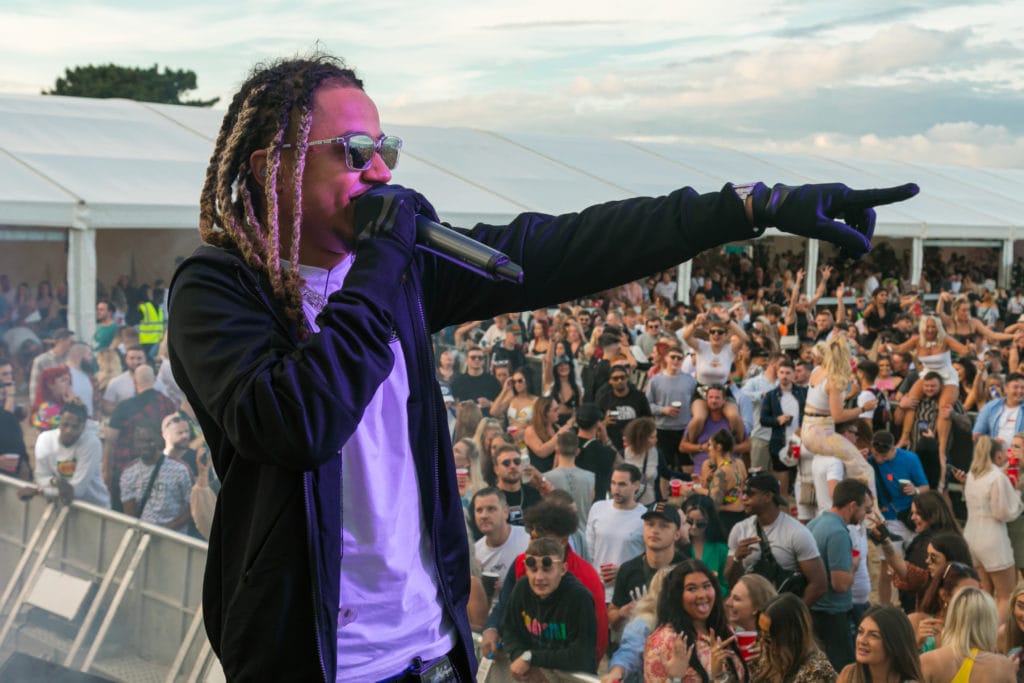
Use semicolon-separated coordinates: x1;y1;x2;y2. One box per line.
407;276;463;681
303;471;329;682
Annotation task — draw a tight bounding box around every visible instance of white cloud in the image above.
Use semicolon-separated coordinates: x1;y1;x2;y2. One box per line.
737;122;1024;168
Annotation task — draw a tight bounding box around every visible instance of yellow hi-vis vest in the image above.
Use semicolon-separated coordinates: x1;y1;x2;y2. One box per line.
138;301;165;344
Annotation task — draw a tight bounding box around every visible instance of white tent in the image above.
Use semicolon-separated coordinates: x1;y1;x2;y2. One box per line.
1;93;1022;341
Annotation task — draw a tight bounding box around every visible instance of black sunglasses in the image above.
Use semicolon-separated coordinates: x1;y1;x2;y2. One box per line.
524;556;559;570
500;458;522;467
709;329;727;336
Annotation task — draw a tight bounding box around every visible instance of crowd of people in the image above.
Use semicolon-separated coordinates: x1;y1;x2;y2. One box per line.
4;243;1024;680
0;275;216;540
440;257;1024;681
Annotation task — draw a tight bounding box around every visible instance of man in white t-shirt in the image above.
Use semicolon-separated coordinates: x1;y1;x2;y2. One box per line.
586;463;647;602
974;372;1024;446
100;345;148;416
472;487;530;601
724;471;827;607
812;421;858;514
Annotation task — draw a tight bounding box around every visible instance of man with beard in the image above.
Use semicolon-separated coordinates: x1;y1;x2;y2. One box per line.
472;487;529;600
492;443;541;526
724;471;827;606
596;367;652;453
587;463;647;603
807;478;874;670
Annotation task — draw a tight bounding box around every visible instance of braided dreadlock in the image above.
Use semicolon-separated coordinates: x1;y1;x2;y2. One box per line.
198;54;363;338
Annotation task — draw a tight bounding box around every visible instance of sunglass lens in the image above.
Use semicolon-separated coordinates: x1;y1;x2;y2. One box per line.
380;136;402;169
345;134;375;170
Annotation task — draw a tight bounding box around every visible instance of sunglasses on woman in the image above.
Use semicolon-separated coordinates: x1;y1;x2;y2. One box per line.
282;132;402;171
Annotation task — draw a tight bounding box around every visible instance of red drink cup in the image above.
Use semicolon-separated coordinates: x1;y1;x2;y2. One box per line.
670;479;683;496
735;631;758;661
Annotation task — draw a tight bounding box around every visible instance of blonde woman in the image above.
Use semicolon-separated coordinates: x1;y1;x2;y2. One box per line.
893;315;970;482
920;587;1016;682
963;436;1024;622
801;337;874;487
93;348;123;394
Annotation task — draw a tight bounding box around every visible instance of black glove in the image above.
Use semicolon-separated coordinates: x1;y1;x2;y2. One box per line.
750;182;919;260
352;183;439;251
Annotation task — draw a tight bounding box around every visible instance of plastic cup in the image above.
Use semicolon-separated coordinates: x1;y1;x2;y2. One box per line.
671;401;682;408
481;572;499;598
670;479;683;496
735;631;758;661
456;468;469;485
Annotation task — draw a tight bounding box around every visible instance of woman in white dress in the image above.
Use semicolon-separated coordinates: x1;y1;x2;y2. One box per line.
963;435;1024;622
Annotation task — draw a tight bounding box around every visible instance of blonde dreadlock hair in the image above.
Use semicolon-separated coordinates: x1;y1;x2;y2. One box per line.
198;54;363;338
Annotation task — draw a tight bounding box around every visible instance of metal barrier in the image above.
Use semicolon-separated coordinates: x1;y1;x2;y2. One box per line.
0;473;221;682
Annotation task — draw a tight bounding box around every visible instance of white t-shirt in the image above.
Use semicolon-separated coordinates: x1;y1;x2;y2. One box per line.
780;390;801;433
475;526;530;594
849;523;871;604
997;406;1020;446
857;389;876;420
103;371;135;405
728;512;821;573
292;260;455;681
811;454;845;514
586;500;647;601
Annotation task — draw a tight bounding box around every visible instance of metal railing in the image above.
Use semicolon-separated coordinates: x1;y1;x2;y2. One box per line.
0;473;219;682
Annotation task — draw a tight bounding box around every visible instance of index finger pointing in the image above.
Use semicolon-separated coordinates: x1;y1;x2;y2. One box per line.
846;183;920;208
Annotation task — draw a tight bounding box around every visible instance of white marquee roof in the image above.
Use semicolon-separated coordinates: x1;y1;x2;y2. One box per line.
2;92;1022;241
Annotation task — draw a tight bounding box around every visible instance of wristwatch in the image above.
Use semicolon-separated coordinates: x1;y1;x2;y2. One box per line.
520;651;532;663
730;182;767;237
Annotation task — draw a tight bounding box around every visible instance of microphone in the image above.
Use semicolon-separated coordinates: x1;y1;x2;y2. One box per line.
415;215;523;284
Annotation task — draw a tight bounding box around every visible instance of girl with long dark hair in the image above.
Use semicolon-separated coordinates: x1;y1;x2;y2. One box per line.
644;559;745;682
838;605;923;683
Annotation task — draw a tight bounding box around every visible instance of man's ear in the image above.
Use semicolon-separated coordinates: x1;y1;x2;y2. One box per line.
249;149;268;185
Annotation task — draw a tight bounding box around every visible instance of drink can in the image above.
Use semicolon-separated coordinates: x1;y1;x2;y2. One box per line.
520;453;531;483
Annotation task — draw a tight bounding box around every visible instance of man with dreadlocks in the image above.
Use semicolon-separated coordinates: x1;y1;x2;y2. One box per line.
167;53;919;681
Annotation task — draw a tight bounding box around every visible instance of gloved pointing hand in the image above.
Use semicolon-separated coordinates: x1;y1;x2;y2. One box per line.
750;182;919;260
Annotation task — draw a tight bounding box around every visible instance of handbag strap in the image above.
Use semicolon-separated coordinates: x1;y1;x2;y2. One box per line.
137;455;165;518
754;519;778;564
869;458;896;513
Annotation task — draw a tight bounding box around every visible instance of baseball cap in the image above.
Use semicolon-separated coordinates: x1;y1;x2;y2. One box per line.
642;502;681;527
745;471;787;506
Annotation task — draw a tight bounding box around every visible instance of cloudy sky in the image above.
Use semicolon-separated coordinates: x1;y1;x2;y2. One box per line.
3;0;1023;168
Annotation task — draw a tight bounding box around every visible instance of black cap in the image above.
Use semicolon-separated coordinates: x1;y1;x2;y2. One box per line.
745;471;787;506
642;502;681;527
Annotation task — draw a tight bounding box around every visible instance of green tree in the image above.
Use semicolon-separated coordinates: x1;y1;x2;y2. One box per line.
44;64;219;107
